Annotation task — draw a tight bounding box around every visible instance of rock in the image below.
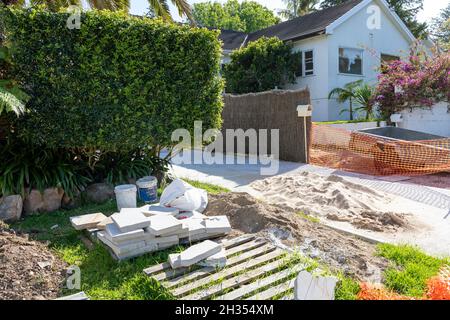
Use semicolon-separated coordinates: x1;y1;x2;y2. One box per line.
61;189;82;209
84;183;114;204
23;188;64;215
0;195;23;222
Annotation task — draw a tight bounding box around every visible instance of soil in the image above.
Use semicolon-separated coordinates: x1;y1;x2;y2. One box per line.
205;193;389;282
250;172;411;233
0;221;67;300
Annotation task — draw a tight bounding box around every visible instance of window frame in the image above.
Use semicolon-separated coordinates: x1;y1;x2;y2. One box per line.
338;47;364;76
295;48;315;78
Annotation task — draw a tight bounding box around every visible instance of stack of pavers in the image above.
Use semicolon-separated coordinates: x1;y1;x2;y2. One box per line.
72;205;232;261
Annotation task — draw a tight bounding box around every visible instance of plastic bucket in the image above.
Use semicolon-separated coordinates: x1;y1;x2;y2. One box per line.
136;176;158;204
114;184;137;210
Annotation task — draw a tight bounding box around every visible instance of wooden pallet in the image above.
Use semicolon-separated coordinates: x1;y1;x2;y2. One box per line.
143;235;303;300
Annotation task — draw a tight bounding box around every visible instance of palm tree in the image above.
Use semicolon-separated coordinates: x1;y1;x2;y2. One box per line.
279;0;319;20
328;80;363;121
29;0;194;23
353;83;376;120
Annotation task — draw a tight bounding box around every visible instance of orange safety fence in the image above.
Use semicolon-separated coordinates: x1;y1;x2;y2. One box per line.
310;124;450;176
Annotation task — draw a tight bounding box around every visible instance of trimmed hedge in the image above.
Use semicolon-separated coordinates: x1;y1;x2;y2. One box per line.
1;8;224;151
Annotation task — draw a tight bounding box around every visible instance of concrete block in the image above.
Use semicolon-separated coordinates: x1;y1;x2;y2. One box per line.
96;216;113;230
147;215;183;236
111;211;150;233
182;218;207;237
204;216;231;234
294;271;338;300
175;211;206;220
141;205;179;217
115;242;159;260
198;248;227;268
169;240;222;269
105;222;145;242
148;235;180;250
97;231;147;255
70;213;107;231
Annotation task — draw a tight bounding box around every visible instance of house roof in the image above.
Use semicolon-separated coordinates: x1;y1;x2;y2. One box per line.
219;0;364;51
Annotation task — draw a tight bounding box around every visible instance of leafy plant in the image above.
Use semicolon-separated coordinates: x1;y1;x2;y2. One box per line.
328;80;363;121
224;36;301;94
353;82;376;120
375;48;450;119
1;8;223;153
0;137;92;197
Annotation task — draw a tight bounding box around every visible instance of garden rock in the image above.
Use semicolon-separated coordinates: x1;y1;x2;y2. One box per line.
0;195;23;222
24;188;64;215
84;183;114;204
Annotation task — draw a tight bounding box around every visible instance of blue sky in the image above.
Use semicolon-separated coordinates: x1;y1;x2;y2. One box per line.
129;0;449;23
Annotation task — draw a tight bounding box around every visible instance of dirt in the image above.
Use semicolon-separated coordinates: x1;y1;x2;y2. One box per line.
0;221;67;300
205;193;389;282
408;172;450;189
250;172;411;233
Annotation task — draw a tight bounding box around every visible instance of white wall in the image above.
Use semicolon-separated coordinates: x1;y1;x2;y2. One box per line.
326;0;412;121
397;102;450;137
286;35;330;121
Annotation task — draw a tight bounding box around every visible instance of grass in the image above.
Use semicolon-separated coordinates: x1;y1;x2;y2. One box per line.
296;212;321;223
11;179;228;300
377;243;449;298
181;179;230;194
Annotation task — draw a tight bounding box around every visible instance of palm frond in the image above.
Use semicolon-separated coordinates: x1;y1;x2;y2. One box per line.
148;0;172;21
171;0;194;24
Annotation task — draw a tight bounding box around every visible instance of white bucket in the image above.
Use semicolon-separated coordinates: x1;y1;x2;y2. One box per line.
114;184;137;210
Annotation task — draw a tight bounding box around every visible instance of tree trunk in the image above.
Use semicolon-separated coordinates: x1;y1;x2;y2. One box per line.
349;98;354;120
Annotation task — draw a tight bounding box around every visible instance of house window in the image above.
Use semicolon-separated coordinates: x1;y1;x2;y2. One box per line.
295;50;314;77
304;50;314;76
339;48;363;75
381;54;399;65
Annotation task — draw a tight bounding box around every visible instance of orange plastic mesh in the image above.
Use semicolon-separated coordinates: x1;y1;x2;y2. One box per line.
310;124;450;176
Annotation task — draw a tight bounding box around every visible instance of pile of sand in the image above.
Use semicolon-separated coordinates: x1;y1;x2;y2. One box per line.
251;172;410;233
0;221;67;300
205;193;388;281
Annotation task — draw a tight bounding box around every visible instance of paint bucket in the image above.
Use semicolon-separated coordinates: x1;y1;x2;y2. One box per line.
136;176;158;204
114;184;137;210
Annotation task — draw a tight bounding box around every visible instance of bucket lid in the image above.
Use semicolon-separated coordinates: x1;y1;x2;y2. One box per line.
114;184;137;192
137;176;157;183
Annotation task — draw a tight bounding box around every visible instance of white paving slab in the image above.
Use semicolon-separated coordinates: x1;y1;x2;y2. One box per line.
70;213;107;230
204;216;232;234
98;231;147;255
182;218;207;237
198;248;227;268
175;211;206;220
294;271;338;301
141;205;179;217
105;222;145;243
146;215;183;236
111;211;150;233
169;240;222;269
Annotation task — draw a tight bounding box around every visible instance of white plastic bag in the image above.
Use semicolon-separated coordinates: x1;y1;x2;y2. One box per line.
159;179;208;212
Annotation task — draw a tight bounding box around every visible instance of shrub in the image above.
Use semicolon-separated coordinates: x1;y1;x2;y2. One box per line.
224;37;301;94
375;49;450;118
1;8;224;153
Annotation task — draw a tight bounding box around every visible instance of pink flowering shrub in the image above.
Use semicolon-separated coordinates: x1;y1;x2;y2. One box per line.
375;49;450;118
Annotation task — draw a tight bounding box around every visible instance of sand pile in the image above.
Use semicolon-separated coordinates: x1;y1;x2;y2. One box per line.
0;221;66;300
251;172;410;232
205;193;388;281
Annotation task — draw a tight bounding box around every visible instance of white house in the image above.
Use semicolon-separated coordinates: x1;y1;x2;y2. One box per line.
219;0;417;121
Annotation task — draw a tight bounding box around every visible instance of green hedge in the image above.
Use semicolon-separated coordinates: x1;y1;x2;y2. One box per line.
1;8;224;151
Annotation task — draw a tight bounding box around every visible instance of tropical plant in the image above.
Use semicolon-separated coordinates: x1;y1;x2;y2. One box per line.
30;0;130;12
375;48;450;119
279;0;319;20
431;3;450;51
192;0;280;33
353;82;376;120
328;80;363;120
0;137;92;197
224;37;301;94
